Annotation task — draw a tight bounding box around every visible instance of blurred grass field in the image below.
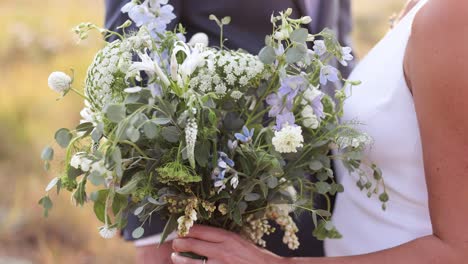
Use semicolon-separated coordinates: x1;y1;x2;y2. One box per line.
0;0;405;263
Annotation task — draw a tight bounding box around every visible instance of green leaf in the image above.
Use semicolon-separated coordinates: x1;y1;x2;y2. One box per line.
93;190;109;223
38;195;53;217
91;123;104;142
285;44;307;64
379;192;389;203
244;193;261;202
309;160;323;171
132;227;145;239
194;142;210;167
105;104;126;123
152;118;171;125
126;126;140;142
143;122;158;139
55;128;72;148
88;172;104;186
314;209;332;218
45;177;59;192
221;16;231;25
116;173;143;195
159;215;178;244
112;193;128;215
76;122;94;132
161;126;180;143
41;146;54;161
290;28;308;43
266;177;278;189
134;205;145;216
258;46;276;64
312;212;318;227
315;182;331;194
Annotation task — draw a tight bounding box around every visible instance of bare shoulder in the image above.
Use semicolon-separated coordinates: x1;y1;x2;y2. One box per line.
406;0;468;93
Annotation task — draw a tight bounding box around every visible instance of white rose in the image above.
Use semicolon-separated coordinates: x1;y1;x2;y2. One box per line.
48;71;72;94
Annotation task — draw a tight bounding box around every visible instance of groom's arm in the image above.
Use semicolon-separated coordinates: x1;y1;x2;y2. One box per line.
337;0;354;79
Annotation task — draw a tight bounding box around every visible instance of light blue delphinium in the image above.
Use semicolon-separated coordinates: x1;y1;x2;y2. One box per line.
235;126;255;143
319;65;339;85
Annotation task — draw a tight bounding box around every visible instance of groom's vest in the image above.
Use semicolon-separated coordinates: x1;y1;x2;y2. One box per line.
105;0;353;257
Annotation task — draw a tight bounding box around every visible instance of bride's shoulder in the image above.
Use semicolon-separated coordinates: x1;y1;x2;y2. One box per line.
407;0;468;78
412;0;468;37
405;0;468;103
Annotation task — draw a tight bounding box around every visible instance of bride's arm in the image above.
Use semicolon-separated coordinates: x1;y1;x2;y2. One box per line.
171;1;468;263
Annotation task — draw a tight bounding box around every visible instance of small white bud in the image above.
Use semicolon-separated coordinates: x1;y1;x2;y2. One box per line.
188;32;209;47
306;34;315;42
48;71;72;94
300;16;312;24
99;225;117;239
285;8;293;16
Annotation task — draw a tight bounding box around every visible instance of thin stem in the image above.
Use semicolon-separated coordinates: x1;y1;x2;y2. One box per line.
70;87;87;100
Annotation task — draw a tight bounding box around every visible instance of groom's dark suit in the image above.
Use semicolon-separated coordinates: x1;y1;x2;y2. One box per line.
105;0;353;257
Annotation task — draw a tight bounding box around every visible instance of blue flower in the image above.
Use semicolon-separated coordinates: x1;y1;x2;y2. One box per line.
212;152;235;183
266;93;291;117
275;112;296;130
235;126;255;143
319;65;339;85
278;76;309;104
121;0;176;38
311;93;325;120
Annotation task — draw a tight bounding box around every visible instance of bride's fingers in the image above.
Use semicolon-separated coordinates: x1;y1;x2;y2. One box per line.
172;238;219;257
171;253;205;264
184;225;233;243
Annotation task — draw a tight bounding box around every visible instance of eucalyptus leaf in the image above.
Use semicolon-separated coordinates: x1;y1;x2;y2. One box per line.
88;172;105;186
134;205;145;216
309;160;323;171
132;227;145;239
285;45;307;64
152;118;171;125
161;126;180;143
55;128;72;148
105;104;126;123
258;46;276;64
143;122;158;139
126;126;140;142
266;177;278;189
41;146;54;161
290;28;308;43
244;193;261;202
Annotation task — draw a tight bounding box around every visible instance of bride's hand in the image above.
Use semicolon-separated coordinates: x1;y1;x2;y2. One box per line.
171;225;286;264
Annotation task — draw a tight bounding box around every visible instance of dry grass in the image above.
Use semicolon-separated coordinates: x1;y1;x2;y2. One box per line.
0;0;405;263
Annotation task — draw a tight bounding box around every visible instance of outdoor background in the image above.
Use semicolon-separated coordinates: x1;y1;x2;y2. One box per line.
0;0;406;263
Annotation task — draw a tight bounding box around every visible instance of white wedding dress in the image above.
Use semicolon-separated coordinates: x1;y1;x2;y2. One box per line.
325;0;432;256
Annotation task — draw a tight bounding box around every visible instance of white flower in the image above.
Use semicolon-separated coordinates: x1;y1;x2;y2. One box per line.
302;87;322;105
301;106;320;129
313;40;327;56
70;153;92;172
272;125;304;153
339;46;354;66
99;225;117;239
185;118;198;168
230;91;243;100
214;83;227;95
131;51;170;86
48;72;72;94
189;32;209;47
230;174;239;189
300;16;312;24
124;86;143;93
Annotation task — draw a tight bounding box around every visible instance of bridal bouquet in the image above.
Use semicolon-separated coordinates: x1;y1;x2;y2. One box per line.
40;0;388;250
